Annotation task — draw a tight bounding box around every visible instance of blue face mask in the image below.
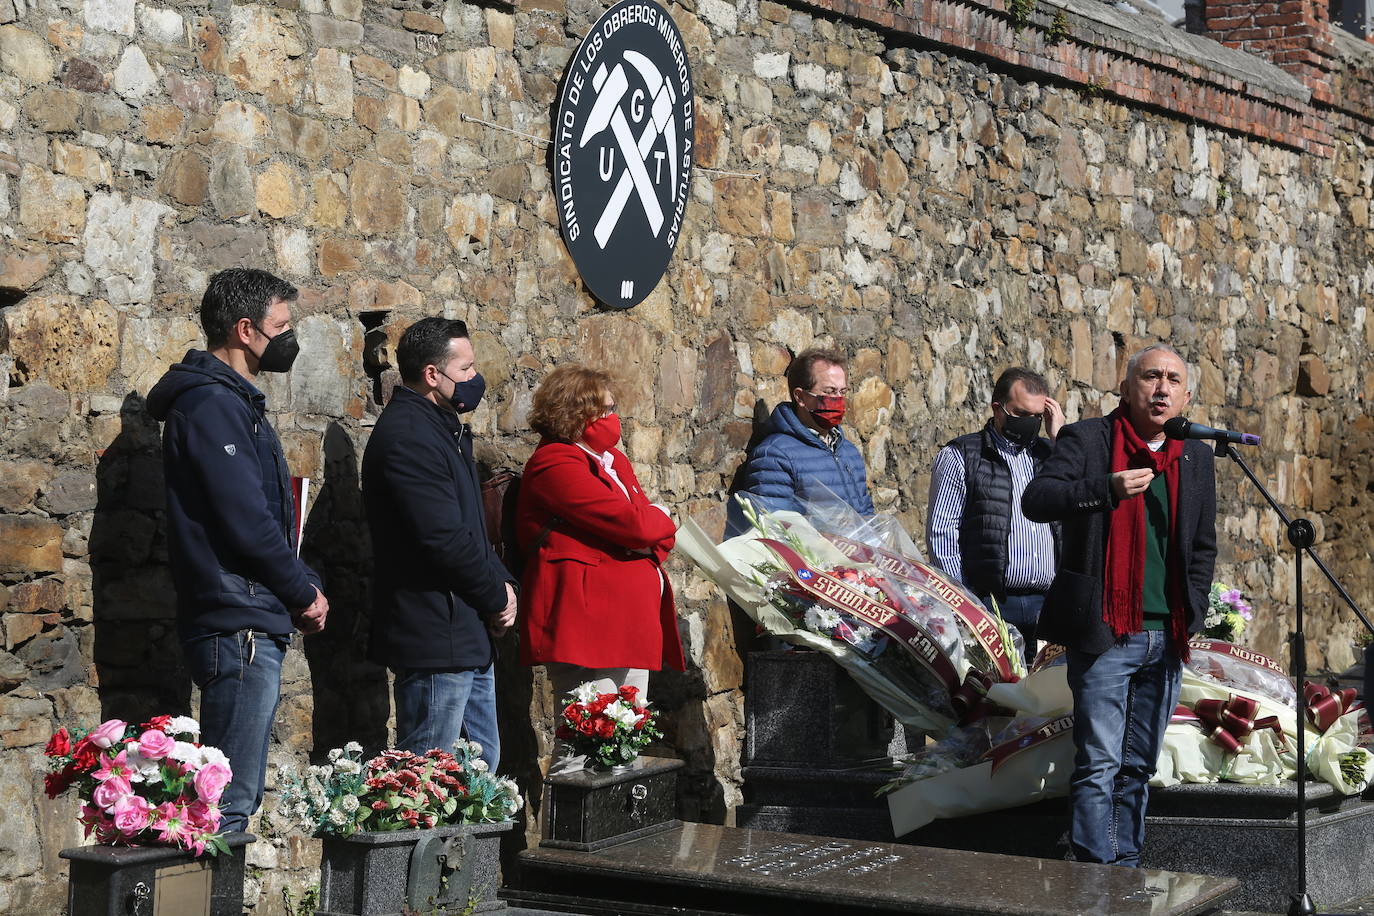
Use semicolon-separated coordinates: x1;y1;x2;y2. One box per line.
442;371;486;413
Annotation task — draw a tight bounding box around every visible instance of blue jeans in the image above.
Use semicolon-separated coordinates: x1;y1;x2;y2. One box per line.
182;629;289;834
1066;630;1181;866
393;663;499;770
1000;592;1045;667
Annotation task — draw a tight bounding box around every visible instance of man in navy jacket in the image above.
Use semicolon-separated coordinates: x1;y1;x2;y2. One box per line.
726;348;875;536
1023;344;1216;867
148;268;328;833
362;318;516;767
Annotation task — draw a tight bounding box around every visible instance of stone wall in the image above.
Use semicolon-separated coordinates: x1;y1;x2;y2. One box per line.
1;0;1373;910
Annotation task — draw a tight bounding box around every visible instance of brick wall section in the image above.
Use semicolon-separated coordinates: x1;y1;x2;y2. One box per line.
1202;0;1338;103
788;0;1373;155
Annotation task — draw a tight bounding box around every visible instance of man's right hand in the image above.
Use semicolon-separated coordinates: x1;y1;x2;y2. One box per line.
1110;468;1155;501
489;583;518;637
293;587;329;635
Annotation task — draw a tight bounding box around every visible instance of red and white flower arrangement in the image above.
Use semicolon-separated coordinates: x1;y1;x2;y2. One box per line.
43;715;232;857
557;683;662;769
276;739;522;838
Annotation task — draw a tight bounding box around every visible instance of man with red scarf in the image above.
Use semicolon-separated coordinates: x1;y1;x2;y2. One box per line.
1022;345;1216;866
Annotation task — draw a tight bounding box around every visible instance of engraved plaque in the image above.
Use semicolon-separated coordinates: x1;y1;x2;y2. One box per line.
153;859;212;916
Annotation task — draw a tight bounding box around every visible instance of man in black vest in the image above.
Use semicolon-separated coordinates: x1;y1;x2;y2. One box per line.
926;368;1064;666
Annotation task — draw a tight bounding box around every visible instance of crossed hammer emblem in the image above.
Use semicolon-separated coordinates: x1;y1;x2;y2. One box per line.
578;51;679;249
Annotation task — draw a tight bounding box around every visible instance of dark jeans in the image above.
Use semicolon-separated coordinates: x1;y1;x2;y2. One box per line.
393;662;499;770
1001;591;1045;668
183;629;289;833
1066;630;1181;866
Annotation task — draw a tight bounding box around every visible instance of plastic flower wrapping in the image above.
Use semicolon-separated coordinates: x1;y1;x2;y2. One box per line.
557;683;663;769
275;738;522;838
677;492;1025;735
675;487;1373;838
43;715;232;857
882;640;1372;837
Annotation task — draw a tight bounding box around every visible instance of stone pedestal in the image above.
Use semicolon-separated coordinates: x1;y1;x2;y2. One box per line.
743;649;906;768
542;756;683;851
736;765;895;840
737;650;907;837
317;821;512;916
1143;782;1374;912
61;832;253;916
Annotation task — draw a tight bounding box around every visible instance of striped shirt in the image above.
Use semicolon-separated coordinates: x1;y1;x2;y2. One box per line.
926;426;1057;592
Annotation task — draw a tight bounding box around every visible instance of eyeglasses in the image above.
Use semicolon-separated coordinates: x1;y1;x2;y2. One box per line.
808;388;848;398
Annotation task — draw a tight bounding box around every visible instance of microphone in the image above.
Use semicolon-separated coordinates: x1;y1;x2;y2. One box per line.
1163;416;1260;447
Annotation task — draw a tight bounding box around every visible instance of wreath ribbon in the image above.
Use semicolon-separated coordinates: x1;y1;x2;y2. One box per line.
1303;682;1362;733
1193;695;1286;754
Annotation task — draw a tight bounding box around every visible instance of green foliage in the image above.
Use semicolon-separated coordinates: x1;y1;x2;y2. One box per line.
1216;178;1232;207
1045;9;1070;44
1007;0;1036;32
282;884;320;916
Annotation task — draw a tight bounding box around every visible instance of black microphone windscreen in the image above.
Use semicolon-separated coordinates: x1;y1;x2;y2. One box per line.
1162;417;1189;440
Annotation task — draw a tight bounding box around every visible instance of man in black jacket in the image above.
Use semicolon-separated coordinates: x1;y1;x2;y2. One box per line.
362;318;516;767
1023;344;1216;867
148;268;328;833
926;367;1064;665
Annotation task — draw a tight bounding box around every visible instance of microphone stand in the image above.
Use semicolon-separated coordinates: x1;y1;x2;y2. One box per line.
1213;439;1372;916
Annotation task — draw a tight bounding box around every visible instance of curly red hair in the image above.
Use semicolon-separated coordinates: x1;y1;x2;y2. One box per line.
528;365;617;443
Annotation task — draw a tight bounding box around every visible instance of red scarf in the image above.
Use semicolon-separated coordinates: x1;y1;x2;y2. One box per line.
1104;407;1190;659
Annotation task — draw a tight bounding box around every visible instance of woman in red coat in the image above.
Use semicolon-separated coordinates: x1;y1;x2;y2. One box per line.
516;365;683;766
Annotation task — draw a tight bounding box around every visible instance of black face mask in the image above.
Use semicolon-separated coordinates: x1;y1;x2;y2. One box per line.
1001;413;1042;448
253;325;300;373
439;371;486;414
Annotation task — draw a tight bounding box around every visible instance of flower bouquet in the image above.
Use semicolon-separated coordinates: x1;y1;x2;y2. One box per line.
1202;583;1254;642
557;683;662;770
884;710;1077;837
43;715;232;856
275;739;521;837
794;488;1026;684
884;638;1374;837
678;496;1022;732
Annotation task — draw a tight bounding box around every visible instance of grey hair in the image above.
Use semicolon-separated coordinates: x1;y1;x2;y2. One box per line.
1124;343;1187;381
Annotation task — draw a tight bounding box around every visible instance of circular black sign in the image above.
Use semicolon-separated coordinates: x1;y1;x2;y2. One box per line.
553;0;694;309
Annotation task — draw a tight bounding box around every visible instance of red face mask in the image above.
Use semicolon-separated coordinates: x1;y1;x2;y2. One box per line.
804;394;847;430
583;413;621;452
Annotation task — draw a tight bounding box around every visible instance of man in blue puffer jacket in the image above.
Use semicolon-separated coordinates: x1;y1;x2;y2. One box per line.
147;268;328;833
726;348;875;535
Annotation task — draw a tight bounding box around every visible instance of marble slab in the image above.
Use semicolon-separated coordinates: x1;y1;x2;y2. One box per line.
745;650;902;768
520;822;1239;915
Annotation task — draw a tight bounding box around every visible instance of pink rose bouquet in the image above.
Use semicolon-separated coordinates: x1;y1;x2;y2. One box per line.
43;715;232;857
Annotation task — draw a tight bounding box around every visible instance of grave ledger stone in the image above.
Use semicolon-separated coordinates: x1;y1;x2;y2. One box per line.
518;822;1239;915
